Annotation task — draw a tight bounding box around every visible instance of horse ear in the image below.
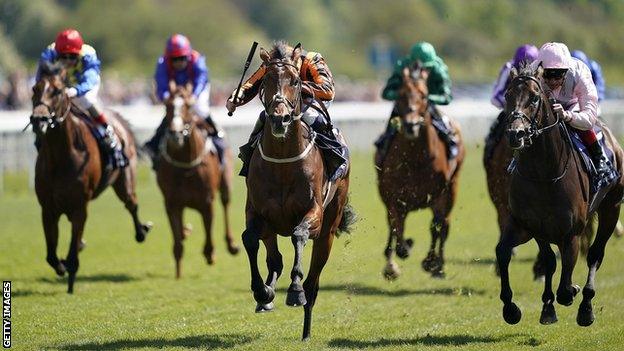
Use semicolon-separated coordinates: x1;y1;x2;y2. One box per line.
291;43;302;62
419;68;429;81
510;66;518;80
535;62;544;79
402;67;410;80
168;80;177;94
185;82;193;95
260;48;270;64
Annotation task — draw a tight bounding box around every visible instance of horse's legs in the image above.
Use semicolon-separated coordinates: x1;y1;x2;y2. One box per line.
112;168;152;243
286;221;310;307
302;233;335;341
219;173;239;255
65;209;86;294
199;203;215;265
578;193;621;326
257;233;282;313
536;239;558;324
556;235;580;306
242;216;275;310
382;218;400;280
42;209;65;276
496;218;531;324
166;204;185;279
388;206;411;260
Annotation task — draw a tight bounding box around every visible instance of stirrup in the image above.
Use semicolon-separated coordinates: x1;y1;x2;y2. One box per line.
104;125;118;149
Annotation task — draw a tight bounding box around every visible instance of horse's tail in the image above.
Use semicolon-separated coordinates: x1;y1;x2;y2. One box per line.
336;197;356;237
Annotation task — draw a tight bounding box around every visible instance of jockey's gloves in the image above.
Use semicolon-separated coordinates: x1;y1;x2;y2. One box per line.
65;87;78;98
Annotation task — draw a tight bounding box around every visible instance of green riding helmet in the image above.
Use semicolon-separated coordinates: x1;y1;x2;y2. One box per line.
410;41;437;67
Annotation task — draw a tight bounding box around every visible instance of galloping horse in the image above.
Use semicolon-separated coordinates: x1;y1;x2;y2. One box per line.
497;64;623;326
31;62;151;293
241;43;353;340
156;82;238;278
376;66;464;279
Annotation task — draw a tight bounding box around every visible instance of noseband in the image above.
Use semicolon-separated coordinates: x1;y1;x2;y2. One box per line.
29;93;71;131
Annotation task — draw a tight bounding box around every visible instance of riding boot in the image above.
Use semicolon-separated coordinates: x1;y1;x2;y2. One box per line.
238;113;266;177
429;105;458;160
204;114;225;138
88;106;117;150
374;115;400;169
142;117;167;168
587;141;617;187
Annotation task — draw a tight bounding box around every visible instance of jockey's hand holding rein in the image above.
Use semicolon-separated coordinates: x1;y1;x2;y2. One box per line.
65;87;78;98
552;103;573;123
226;89;244;114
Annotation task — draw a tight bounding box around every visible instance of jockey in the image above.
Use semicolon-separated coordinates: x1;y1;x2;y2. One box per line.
144;34;225;166
533;42;615;184
377;41;457;163
36;29;116;149
571;50;606;103
491;44;539;109
226;42;343;178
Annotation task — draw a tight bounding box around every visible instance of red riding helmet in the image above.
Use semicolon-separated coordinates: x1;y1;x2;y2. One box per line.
165;34;192;58
55;29;84;55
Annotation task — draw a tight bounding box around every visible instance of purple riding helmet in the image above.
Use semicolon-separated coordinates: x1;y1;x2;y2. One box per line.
512;44;539;69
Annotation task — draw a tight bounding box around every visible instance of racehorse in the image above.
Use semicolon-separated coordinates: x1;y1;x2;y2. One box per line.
30;62;151;294
156;82;239;279
241;42;354;340
497;64;623;326
376;66;464;279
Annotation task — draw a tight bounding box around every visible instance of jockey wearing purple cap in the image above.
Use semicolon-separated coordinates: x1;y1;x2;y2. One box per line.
490;44;539;109
144;34;225;168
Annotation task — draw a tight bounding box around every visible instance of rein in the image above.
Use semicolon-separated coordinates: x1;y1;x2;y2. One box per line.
27;94;72;131
510;75;574;183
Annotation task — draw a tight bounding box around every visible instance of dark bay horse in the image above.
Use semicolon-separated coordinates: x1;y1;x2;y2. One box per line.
376;66;465;279
497;64;623;326
31;63;151;293
156;82;238;278
241;43;353;340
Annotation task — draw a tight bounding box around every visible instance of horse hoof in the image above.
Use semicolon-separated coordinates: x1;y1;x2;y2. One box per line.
286;287;307;307
135;233;146;243
577;303;595;327
255;302;275;313
228;245;240;255
539;304;558;325
382;262;401;281
55;262;67;277
78;239;87;252
206;256;215;265
557;285;580;306
431;269;446;279
503;303;522;325
253;285;275;305
396;239;413;260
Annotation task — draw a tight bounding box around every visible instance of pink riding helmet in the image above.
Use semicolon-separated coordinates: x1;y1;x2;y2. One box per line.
537;42;571;69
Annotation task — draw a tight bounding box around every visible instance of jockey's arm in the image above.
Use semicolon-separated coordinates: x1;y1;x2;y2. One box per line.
192;55;209;98
491;63;511;109
301;53;334;101
154;58;170;101
36;45;57;81
73;53;101;96
381;73;401;101
229;65;266;105
427;66;452;105
566;63;598;131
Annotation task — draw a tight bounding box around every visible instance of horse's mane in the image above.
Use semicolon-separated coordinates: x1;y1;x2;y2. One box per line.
39;61;63;77
516;62;537;78
269;40;294;61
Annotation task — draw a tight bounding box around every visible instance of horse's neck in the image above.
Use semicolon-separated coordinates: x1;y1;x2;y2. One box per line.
261;118;308;158
41;108;78;168
517;107;569;179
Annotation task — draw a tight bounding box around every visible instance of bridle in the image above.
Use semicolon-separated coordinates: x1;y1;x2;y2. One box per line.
28;81;71;132
261;59;303;120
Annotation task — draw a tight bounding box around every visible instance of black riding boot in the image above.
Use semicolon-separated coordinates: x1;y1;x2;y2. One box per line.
204;114;224;138
429;106;458;160
238;113;266;177
587;141;617;187
374;105;401;168
142;117;167;170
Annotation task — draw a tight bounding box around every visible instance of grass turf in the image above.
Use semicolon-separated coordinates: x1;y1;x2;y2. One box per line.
1;147;623;350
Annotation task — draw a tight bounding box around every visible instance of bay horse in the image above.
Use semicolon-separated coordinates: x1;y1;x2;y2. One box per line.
241;43;353;340
376;66;465;279
156;82;239;279
485;109;621;279
31;62;151;294
497;64;623;326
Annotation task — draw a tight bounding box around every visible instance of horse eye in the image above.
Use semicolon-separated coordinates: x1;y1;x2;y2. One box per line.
290;78;299;87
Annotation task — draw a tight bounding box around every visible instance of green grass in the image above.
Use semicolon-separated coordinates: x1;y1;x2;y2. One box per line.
1;147;623;350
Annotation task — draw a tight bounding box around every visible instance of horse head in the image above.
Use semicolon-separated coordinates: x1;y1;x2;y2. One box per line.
260;42;302;138
396;64;429;139
164;81;195;148
30;61;70;136
505;63;557;150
